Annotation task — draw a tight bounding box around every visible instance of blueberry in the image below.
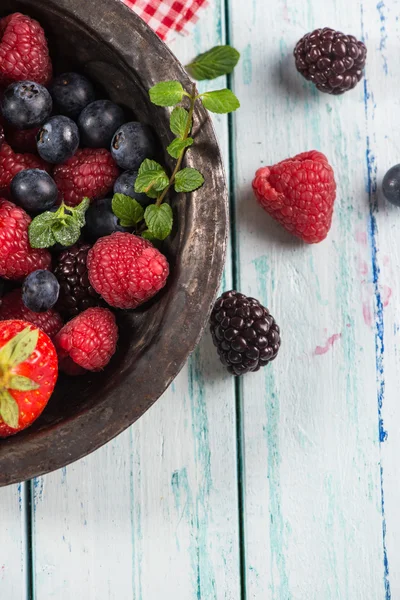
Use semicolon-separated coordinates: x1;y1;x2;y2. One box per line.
1;81;52;130
78;100;125;148
113;170;152;207
49;72;96;119
382;164;400;206
85;197;133;241
111;122;157;170
11;169;58;213
22;270;60;313
37;116;80;164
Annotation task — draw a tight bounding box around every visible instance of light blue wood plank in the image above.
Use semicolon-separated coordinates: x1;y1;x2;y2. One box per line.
0;483;28;599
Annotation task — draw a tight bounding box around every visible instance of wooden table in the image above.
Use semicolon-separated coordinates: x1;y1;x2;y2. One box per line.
2;0;399;597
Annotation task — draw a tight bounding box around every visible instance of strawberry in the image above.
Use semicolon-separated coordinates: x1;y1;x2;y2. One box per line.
0;320;58;437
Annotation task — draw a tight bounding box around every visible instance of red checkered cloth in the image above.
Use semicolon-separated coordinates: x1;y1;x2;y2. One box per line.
121;0;208;40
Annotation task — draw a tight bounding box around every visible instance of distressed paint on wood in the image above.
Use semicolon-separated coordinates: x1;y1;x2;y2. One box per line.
0;483;28;599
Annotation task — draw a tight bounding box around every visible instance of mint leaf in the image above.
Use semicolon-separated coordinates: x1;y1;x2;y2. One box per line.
28;212;57;248
201;89;240;114
149;81;185;106
167;137;194;159
8;375;39;391
29;199;89;249
53;219;81;246
186;45;240;81
144;204;173;240
174;168;204;193
141;230;158;242
0;391;19;429
170;107;192;138
135;159;169;198
74;197;90;227
0;326;39;368
112;194;144;227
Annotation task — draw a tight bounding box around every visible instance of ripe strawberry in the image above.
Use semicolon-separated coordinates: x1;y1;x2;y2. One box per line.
0;289;63;339
252;150;337;244
0;320;58;438
0;199;51;280
54;307;118;374
87;232;169;309
0;13;52;86
0;143;51;193
53;149;119;207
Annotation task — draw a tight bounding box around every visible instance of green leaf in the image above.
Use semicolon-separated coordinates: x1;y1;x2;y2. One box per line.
174;168;205;193
29;199;90;249
53;220;81;246
149;81;185;106
186;45;240;81
135;159;169;198
0;327;39;368
8;375;40;391
167;137;194;159
141;230;158;242
144;204;173;240
170;107;192;137
112;194;144;227
201;89;240;114
28;212;57;248
0;391;19;429
73;197;90;227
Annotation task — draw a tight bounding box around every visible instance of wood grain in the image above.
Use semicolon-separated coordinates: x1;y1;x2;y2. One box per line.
0;483;28;599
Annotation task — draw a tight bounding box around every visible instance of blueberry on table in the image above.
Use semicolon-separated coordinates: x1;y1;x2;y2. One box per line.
37;116;80;164
85;197;133;241
78;100;125;148
22;270;60;313
11;169;58;213
49;72;95;118
111;122;157;170
113;170;153;207
1;81;52;129
382;165;400;207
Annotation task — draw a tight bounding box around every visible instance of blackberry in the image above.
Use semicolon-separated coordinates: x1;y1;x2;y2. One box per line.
210;291;281;376
54;244;102;318
294;28;367;95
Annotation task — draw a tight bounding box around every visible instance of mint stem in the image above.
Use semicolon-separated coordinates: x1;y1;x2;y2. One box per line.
156;83;197;207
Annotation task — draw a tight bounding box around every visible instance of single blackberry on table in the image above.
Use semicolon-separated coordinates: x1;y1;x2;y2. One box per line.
294;28;367;95
54;244;103;318
210;291;281;376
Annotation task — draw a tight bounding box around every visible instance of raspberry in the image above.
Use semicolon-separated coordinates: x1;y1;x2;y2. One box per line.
6;127;40;154
53;149;120;207
0;288;62;339
0;143;51;192
0;199;51;279
87;232;169;309
54;307;118;373
252;151;336;244
210;291;281;376
294;28;367;95
0;13;52;86
54;243;103;318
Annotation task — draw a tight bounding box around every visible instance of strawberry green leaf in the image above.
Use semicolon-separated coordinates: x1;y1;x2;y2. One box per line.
174;168;205;193
149;81;185;106
144;204;173;240
0;327;39;368
8;375;40;391
200;89;240;114
167;137;193;159
0;390;19;429
170;107;192;138
186;45;240;81
112;194;144;227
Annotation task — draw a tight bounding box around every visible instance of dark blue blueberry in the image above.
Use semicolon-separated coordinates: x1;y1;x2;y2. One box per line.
49;72;95;119
85;197;133;241
382;164;400;207
78;100;125;148
37;116;80;164
22;270;60;313
113;170;152;207
1;81;52;130
11;169;58;213
111;122;157;170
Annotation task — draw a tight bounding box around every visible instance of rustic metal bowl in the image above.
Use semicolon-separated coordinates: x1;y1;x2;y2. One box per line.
0;0;227;486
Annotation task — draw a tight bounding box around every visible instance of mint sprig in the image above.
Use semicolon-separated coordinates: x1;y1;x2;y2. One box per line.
29;198;90;249
186;45;240;81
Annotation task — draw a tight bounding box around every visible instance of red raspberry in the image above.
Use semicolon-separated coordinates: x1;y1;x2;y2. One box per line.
0;143;51;193
87;232;169;309
0;199;51;280
0;13;52;86
53;149;120;207
6;127;39;154
54;307;118;373
0;289;63;339
252;151;337;244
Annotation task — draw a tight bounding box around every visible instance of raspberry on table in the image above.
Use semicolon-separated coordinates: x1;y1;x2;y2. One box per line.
252;150;336;244
210;291;281;376
0;143;51;193
0;288;63;339
0;13;52;86
294;28;367;95
53;148;120;207
54;307;118;373
0;199;51;280
87;232;169;309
